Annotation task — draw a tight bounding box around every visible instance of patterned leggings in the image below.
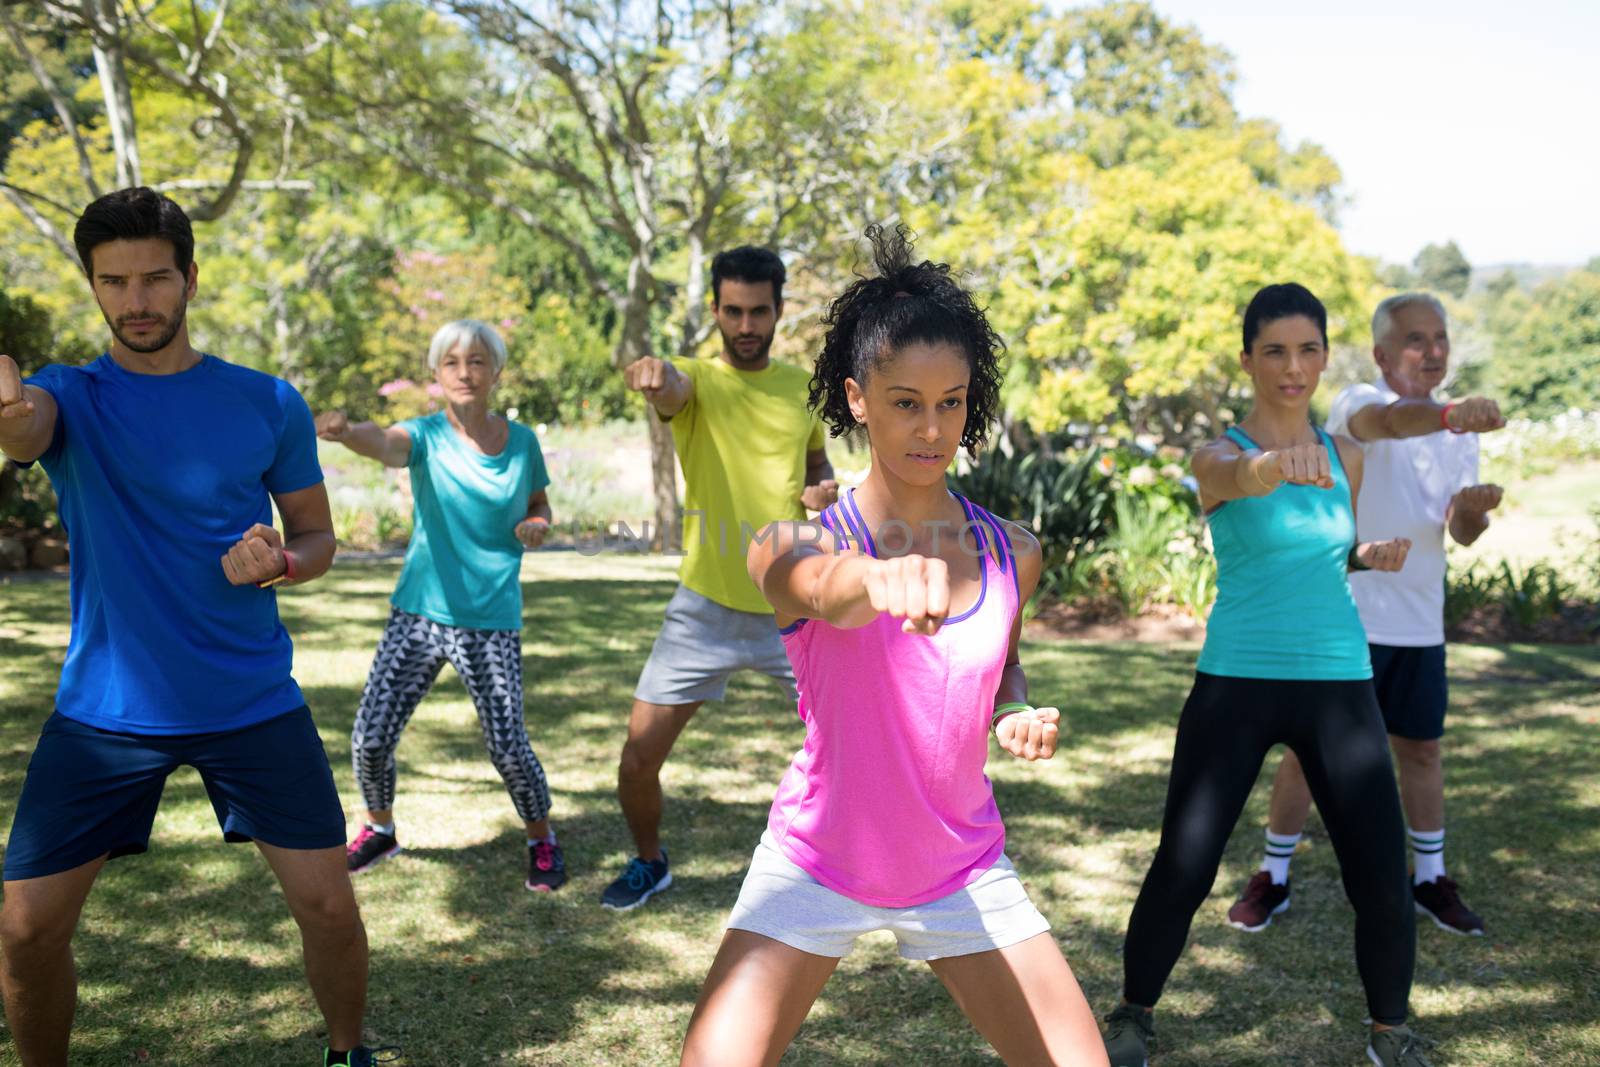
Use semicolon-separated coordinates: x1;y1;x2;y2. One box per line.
351;607;552;822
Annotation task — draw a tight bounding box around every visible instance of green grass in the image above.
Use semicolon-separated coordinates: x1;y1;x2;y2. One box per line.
1;555;1597;1065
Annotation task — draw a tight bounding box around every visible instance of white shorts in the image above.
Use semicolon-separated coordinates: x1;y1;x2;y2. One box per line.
726;832;1052;961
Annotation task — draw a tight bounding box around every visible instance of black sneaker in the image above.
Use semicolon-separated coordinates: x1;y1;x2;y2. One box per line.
1413;876;1485;936
526;839;568;893
324;1046;402;1066
599;849;672;912
1103;1003;1155;1067
346;825;402;874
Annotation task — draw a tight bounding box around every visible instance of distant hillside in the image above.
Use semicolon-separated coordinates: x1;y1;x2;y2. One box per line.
1469;262;1582;293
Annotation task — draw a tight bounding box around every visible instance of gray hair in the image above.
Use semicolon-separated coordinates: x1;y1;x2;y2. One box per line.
1371;292;1448;348
427;319;508;372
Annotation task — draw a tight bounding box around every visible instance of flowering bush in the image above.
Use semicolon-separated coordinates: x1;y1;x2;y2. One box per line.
377;378;444;422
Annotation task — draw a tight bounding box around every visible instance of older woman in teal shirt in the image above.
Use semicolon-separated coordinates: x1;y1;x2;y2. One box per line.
316;319;565;893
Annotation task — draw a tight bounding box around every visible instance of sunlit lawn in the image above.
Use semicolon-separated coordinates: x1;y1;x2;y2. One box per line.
1;555;1596;1065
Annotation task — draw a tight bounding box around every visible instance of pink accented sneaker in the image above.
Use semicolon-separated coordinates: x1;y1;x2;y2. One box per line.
346;824;402;874
526;839;568;892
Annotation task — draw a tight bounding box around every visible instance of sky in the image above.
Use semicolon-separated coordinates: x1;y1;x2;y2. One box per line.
1147;0;1600;268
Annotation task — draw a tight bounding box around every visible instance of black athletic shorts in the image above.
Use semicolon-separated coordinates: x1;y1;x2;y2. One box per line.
1370;643;1448;741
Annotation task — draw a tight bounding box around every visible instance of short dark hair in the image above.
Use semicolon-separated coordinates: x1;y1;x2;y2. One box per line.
73;187;194;278
1242;282;1327;351
710;246;785;306
809;224;1004;452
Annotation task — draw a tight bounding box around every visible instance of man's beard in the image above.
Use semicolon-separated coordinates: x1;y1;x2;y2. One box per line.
721;325;773;364
106;299;187;354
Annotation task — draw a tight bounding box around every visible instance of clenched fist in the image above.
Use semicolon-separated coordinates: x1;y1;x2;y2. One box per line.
315;410;352;442
1444;397;1505;434
515;517;550;549
221;523;287;586
996;705;1061;762
1265;443;1334;490
0;354;33;419
1453;484;1503;514
1354;538;1411;572
623;357;674;395
801;479;839;511
863;554;950;635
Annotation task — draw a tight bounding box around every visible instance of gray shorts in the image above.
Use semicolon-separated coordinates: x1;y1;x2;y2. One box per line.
633;584;795;706
727;832;1052;961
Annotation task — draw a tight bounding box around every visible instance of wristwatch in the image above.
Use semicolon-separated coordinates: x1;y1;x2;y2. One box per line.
255;551;296;589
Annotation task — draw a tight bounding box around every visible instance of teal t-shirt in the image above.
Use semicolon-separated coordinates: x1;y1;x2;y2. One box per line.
391;413;549;631
1196;426;1372;681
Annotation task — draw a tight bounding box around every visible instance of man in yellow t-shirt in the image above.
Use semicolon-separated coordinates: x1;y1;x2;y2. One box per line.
601;247;836;912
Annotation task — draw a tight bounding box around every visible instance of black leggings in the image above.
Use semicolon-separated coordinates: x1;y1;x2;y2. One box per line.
1122;672;1415;1025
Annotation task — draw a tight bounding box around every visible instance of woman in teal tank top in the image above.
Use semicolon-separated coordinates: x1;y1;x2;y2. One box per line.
1100;285;1438;1067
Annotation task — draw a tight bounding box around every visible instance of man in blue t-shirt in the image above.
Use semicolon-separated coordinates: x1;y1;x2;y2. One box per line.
0;189;381;1067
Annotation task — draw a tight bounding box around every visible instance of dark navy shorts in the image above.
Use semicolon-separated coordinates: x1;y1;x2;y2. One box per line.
1370;643;1448;741
3;706;347;881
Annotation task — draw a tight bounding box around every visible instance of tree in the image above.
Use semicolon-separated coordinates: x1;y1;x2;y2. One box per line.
277;0;934;547
1483;268;1600;418
1413;240;1471;299
0;1;312;267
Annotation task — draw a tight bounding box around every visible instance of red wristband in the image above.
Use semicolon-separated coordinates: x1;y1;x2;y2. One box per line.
1440;402;1466;434
255;550;295;589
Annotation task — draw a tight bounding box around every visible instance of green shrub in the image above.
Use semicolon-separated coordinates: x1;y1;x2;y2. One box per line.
948;445;1113;603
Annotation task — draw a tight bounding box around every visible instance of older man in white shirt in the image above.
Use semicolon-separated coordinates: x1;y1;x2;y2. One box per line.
1225;292;1506;937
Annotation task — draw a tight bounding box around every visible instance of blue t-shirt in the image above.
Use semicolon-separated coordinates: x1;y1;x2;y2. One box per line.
23;354;323;735
390;413;549;631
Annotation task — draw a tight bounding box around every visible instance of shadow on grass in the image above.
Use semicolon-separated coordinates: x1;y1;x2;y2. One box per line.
2;570;1597;1063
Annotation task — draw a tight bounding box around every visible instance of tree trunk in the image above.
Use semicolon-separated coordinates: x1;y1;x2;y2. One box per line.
614;251;680;552
88;0;141;189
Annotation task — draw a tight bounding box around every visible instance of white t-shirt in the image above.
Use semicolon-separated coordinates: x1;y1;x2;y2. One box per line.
1326;381;1480;647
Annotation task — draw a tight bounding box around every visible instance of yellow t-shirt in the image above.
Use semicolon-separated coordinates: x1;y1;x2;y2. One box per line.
667;355;824;613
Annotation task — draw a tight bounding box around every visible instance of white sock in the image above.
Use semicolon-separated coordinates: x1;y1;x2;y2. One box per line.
368;821;395;836
528;832;556;847
1261;829;1301;885
1408;826;1446;884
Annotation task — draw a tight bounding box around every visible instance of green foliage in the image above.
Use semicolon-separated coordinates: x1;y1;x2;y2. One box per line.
1413;240;1472;299
948;444;1113;601
1480;268;1600;419
1056;0;1237;133
1446;559;1576;631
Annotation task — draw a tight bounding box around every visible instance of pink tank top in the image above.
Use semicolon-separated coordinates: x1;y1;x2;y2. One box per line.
766;489;1021;907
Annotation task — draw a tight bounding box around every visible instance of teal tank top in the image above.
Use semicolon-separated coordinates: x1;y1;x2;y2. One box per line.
1195;426;1372;681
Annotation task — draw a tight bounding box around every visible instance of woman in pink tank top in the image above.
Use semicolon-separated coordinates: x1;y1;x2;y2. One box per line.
680;227;1107;1067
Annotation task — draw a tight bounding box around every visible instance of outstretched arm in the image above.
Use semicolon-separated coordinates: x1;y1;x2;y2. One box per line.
746;519;949;634
1344;395;1504;443
624;357;694;420
315;410;411;468
1192;438;1334;509
0;354;58;464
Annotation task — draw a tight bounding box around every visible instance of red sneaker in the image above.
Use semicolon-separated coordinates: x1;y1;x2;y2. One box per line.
1227;870;1290;932
1413;876;1484;936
